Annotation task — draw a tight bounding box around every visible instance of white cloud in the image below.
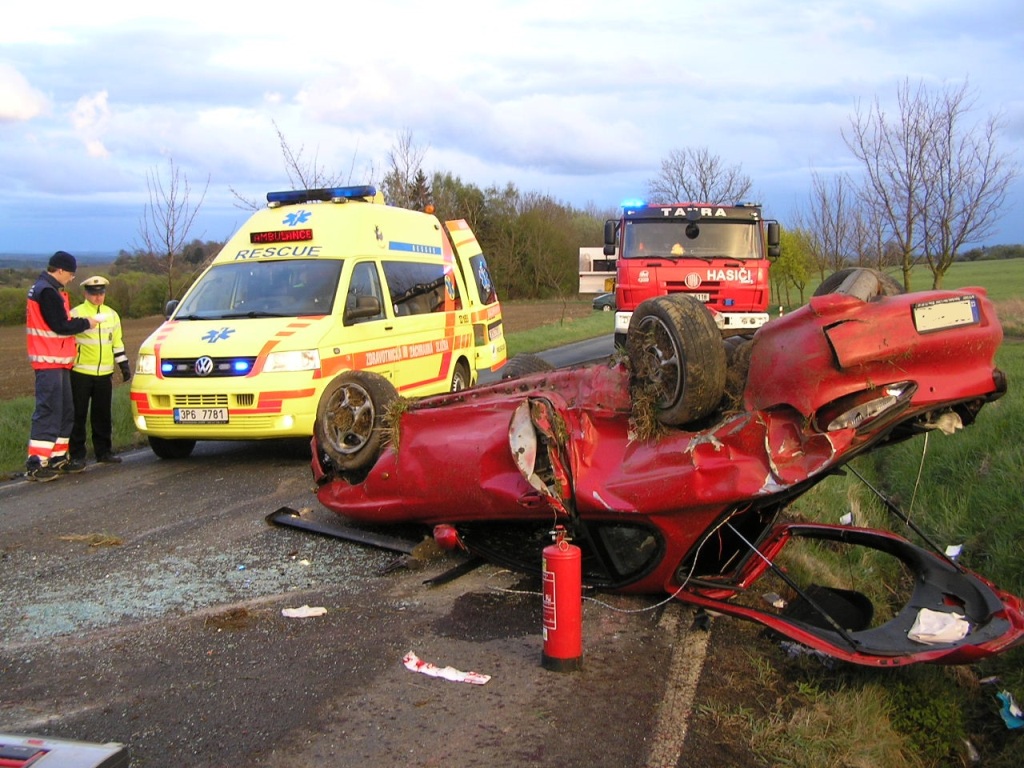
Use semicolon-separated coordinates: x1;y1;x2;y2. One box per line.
71;91;112;157
0;64;50;122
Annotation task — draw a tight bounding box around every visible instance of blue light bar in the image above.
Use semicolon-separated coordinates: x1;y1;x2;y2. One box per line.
266;186;378;206
233;360;252;373
620;198;646;208
161;362;174;374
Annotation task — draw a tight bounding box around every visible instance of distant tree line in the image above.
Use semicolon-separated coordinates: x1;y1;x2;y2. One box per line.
959;243;1024;261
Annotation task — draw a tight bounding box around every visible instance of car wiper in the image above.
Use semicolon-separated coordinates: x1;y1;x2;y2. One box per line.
646;254;715;264
221;311;289;319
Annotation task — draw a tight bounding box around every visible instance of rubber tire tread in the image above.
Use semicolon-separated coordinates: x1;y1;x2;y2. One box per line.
315;370;398;471
148;436;197;460
627;295;726;426
499;353;555;380
450;360;471;391
813;267;904;299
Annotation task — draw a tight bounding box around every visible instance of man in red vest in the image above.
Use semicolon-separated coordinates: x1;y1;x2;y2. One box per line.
25;251;99;482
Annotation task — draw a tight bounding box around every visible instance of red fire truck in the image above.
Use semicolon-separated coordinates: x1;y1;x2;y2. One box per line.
605;201;779;345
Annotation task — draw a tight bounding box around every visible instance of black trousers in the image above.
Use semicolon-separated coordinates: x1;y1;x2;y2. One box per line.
70;370;114;461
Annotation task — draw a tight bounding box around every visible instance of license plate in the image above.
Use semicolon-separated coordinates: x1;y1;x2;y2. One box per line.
690;292;711;302
912;296;979;332
174;407;229;424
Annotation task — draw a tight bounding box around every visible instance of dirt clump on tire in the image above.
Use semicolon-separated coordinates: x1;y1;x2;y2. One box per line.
627;295;726;434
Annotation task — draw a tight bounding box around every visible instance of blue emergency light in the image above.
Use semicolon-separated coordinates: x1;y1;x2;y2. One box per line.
266;186;378;206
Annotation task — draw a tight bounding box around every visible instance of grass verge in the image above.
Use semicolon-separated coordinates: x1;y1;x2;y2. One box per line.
0;385;145;479
719;339;1024;767
504;310;614;356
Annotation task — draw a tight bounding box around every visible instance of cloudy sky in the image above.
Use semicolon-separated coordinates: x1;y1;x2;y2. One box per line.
2;0;1022;255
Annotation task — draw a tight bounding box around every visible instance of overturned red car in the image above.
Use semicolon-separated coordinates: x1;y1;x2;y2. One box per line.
311;269;1024;666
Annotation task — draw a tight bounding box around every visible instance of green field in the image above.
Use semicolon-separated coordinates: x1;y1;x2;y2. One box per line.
915;259;1024;300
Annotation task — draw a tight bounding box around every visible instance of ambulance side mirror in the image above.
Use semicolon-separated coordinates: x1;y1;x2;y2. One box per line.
344;295;382;324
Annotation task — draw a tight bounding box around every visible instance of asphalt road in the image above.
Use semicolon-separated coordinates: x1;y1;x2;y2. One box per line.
0;394;711;767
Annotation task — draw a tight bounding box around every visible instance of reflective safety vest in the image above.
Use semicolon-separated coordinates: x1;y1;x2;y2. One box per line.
72;301;126;376
26;276;76;370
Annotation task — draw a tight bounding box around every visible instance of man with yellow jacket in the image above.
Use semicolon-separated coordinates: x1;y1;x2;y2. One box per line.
70;275;131;464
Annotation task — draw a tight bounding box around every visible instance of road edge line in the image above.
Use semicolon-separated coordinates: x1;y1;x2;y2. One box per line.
645;609;711;768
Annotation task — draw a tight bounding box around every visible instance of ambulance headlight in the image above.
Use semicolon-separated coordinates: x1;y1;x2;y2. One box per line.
264;349;321;373
137;353;156;376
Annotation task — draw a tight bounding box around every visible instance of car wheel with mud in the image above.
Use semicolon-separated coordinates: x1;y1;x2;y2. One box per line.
315;371;398;471
627;295;726;426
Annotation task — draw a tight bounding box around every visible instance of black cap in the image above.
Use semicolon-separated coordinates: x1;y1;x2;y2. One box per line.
48;250;77;273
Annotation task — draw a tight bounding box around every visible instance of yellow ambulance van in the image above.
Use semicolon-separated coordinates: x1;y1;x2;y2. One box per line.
130;186;506;459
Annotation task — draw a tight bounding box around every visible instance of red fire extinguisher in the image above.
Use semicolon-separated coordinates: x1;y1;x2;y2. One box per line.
542;526;583;672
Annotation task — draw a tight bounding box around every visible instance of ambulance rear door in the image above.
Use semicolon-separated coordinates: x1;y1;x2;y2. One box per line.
444;220;506;371
380;258;460;394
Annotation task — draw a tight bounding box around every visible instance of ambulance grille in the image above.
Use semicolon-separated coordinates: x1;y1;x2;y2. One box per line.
160;357;257;377
173;394;229;407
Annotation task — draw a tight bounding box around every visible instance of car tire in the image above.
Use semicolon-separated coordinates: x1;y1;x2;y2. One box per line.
315;370;398;471
813;268;904;299
499;353;555;380
450;360;471;392
602;304;612;312
148;436;196;460
627;295;726;426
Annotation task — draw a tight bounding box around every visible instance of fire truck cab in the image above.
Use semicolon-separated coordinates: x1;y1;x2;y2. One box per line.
605;202;780;344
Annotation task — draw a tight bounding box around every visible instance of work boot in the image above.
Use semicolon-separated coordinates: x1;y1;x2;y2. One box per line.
26;463;61;482
52;456;86;474
97;453;123;464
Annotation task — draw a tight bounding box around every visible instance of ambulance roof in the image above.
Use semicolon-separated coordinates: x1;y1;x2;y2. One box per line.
213;185;446;263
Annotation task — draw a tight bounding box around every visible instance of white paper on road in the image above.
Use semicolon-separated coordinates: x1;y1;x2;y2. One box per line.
281;605;327;618
402;651;491;684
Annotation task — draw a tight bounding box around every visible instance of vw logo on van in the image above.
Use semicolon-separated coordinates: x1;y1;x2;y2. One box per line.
194;356;214;377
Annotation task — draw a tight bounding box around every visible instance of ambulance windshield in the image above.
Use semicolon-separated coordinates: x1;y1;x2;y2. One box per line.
174;260;342;319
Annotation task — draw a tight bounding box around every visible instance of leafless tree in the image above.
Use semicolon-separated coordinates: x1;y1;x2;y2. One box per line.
646;147;753;204
802;171;862;279
230;120;371;210
137;158;209;300
381;129;429;209
917;83;1018;287
844;79;1018;289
